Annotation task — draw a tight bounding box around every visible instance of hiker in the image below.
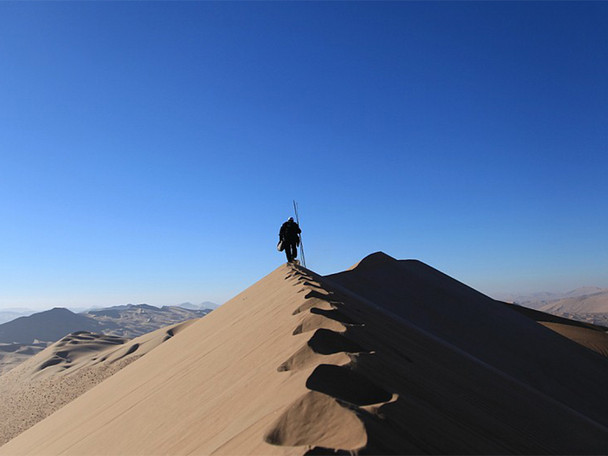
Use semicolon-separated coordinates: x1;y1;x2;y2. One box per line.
279;217;301;263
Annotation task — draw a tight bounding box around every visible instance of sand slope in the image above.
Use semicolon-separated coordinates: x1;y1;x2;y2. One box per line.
2;253;608;455
0;320;196;446
327;253;608;426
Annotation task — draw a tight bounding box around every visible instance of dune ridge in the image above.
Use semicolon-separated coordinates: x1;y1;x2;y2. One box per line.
264;269;385;451
1;253;608;454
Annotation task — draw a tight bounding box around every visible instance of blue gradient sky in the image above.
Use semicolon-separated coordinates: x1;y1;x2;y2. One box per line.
1;2;607;309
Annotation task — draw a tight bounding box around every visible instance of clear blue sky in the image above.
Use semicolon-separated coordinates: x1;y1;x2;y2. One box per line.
1;1;606;309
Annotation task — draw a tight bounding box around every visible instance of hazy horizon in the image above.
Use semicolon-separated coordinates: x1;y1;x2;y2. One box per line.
1;273;606;312
0;299;220;312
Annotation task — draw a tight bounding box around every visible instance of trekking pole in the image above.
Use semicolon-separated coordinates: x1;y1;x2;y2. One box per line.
293;200;307;268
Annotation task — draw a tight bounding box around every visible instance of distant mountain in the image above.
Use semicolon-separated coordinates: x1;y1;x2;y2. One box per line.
494;291;563;308
495;288;608;327
0;308;101;344
66;306;97;313
496;287;608;310
540;290;608;314
84;304;210;339
0;304;210;375
0;304;209;345
563;287;607;298
0;309;37;325
178;301;218;311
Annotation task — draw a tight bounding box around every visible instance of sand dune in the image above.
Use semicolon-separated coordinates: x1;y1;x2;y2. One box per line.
327;253;608;424
0;305;208;374
0;320;197;446
2;253;608;454
0;343;49;376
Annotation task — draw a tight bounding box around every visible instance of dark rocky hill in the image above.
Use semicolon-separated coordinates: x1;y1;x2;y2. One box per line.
0;308;100;344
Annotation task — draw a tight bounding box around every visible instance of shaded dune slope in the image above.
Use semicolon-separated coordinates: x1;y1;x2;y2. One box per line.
2;253;608;455
327;253;608;428
504;302;608;332
504;302;608;357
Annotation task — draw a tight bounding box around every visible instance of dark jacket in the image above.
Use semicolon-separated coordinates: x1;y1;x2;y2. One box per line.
280;220;301;244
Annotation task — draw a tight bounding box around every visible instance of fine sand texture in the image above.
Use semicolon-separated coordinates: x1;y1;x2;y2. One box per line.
2;253;608;455
0;320;196;446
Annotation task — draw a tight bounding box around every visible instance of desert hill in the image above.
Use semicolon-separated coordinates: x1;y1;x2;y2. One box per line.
178;301;219;310
540;289;608;314
0;309;36;325
82;303;211;338
0;305;210;345
497;286;608;309
0;308;101;344
0;320;196;446
1;253;608;455
508;288;608;328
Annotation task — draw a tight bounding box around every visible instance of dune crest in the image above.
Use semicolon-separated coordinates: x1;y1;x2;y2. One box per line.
264;391;367;449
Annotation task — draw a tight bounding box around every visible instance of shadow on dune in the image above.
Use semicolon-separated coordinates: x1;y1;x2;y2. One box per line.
324;252;608;430
310;307;363;326
306;364;392;406
503;301;608;331
307;329;369;355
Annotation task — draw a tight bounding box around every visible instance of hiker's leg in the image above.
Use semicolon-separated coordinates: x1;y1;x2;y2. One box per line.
285;243;293;262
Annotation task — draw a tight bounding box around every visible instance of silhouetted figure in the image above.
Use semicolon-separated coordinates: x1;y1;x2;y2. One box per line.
279;217;301;263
